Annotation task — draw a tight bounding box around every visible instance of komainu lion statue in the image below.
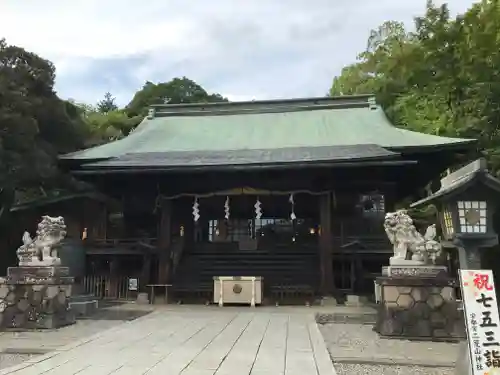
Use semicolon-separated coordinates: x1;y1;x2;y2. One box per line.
383;210;441;265
16;216;67;266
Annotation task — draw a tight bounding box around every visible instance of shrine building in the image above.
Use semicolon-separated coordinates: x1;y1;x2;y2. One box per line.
59;95;476;303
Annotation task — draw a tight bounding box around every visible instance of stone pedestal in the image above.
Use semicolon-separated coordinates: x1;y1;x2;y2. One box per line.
382;265;448;278
374;271;464;340
0;266;76;330
375;266;448;303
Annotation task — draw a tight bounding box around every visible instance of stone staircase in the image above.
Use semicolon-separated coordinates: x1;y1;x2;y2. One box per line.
172;244;320;302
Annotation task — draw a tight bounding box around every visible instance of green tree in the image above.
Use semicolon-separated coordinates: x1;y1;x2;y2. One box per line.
330;20;415;113
0;38;87;202
125;77;228;117
0;187;14;224
96;92;118;113
82;109;142;146
329;0;500;174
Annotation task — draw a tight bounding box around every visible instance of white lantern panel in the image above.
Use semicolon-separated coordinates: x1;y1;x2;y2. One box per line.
457;201;487;233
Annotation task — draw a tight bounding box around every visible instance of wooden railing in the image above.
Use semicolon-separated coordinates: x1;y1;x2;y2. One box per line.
83;275;141;300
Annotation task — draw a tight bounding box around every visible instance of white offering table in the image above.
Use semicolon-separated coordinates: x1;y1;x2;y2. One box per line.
213;276;263;307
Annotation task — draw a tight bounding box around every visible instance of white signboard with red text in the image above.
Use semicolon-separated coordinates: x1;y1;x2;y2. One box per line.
459;269;500;374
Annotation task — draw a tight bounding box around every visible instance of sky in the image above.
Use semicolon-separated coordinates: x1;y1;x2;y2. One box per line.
0;0;475;107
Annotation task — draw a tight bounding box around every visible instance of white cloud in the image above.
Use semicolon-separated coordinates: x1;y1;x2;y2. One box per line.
0;0;476;105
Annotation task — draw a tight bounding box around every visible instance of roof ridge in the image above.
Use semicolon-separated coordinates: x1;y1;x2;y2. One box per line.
147;94;376;118
151;101;374;118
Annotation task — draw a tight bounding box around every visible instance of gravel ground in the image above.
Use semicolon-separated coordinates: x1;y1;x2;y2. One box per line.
0;353;35;370
319;323;459;367
334;364;454;375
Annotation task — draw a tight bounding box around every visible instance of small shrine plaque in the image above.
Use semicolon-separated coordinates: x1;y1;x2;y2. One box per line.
128;278;138;291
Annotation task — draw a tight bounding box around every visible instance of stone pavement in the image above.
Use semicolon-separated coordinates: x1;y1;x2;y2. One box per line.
0;306;336;375
0;320;125;354
0;303;154;354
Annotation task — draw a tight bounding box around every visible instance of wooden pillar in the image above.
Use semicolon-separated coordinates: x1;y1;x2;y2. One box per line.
141;254;152;291
109;257;119;298
319;192;334;295
96;202;107;239
157;199;172;284
383;187;396;213
82;199;107;241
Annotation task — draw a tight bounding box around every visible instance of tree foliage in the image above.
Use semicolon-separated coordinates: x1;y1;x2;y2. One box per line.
330;0;500;173
126;77;228;117
80;107;142;146
96;92;118;113
0;36;230;206
0;38;86;192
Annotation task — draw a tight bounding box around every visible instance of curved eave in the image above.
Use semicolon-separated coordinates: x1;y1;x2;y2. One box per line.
71;159;418;175
388;138;477;154
410;172;478;208
411;170;500;208
61;138;476;167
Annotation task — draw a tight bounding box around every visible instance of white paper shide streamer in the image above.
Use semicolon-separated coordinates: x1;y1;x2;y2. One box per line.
254;197;262;219
192;197;200;222
289;193;296;220
224;196;230;220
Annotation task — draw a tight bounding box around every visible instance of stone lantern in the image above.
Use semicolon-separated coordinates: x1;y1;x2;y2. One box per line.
374;159;500;341
410;158;500;374
410;158;500;269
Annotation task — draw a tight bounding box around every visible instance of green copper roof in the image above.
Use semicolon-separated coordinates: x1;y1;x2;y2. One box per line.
62;95;475;163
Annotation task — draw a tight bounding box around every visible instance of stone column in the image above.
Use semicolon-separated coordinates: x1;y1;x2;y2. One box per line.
457;246;481;270
319;192;334;295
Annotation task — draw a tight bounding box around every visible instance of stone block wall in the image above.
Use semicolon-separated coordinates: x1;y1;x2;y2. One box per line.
0;283;75;330
375;277;465;340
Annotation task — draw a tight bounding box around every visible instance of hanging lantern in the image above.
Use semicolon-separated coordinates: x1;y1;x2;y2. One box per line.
289;193;296;221
192;197;200;222
254;197;262;219
224;196;230;220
